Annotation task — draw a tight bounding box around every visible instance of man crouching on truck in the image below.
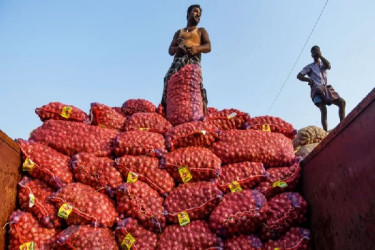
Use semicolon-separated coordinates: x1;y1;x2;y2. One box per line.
297;45;346;131
161;4;211;114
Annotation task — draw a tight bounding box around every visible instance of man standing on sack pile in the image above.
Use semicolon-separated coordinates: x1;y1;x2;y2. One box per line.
297;45;346;131
161;4;211;114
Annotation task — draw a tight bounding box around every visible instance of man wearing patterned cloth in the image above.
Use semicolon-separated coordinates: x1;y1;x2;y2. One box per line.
161;4;211;114
297;45;346;131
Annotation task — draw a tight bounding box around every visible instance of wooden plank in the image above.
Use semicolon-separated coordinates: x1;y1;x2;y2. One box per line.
0;130;21;250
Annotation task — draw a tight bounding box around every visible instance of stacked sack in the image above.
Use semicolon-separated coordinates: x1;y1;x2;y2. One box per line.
293;125;328;159
7;99;311;249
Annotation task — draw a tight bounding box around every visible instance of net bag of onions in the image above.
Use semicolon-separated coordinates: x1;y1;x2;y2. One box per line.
166;64;204;126
30;119;118;157
245;115;297;139
50;183;117;227
114;130;166;158
71;153;123;196
210;129;295;167
156;103;165;117
260;192;308;240
116;181;165;233
263;227;311;250
125;112;172;134
292;125;328;149
35;102;89;123
56;225;118;249
115;155;174;195
90;102;127;130
205;108;251;130
115;218;158;250
18;176;62;228
217;161;267;193
17;139;73;189
8;211;59;250
157;220;224;249
165;121;220;151
224;234;263;250
256;160;301;198
164;182;223;224
209;190;268;237
161;146;221;183
121;98;156;115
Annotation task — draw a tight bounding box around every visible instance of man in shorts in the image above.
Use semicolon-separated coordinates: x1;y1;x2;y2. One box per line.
297;45;346;131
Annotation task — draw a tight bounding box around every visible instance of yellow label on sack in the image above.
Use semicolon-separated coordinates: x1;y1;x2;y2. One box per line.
61;106;73;118
22;158;35;172
29;193;35;208
294;145;301;153
127;171;138;183
273;180;288;188
274;248;280;250
58;203;73;219
139;127;149;132
178;166;192;183
178;211;190;226
262;124;271;132
227;112;237;119
198;130;207;135
19;241;35;250
229;181;242;193
121;233;136;250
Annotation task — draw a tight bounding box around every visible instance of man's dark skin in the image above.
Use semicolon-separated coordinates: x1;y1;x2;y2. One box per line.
297;46;345;131
168;6;211;57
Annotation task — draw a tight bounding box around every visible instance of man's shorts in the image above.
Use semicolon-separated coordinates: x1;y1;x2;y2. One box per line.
313;94;324;106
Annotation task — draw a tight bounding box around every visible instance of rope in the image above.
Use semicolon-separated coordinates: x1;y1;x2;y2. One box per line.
267;0;329;113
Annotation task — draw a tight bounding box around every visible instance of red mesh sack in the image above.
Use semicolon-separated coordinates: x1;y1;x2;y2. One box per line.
8;211;58;250
256;160;302;198
166;64;204;125
217;162;267;193
71;153;123;196
245;115;297;139
211;129;295;167
205;108;251;130
50;183;117;227
18;176;62;228
165;121;220;151
225;234;263;250
17;139;73;189
30;119;117;157
156;103;166;117
115;155;174;195
90;102;127;130
57;225;117;249
114;130;166;157
115;218;158;250
112;106;126;116
35;102;89;123
263;227;311;250
206;107;219;114
209;190;268;237
260;192;308;240
121;98;156;115
116;181;165;232
125;112;172;134
164;182;223;224
161;146;221;183
157;220;224;250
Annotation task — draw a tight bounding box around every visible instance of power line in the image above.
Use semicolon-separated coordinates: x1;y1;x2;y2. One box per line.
267;0;329;114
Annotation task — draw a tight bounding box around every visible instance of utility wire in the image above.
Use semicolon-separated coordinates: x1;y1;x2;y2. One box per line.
267;0;329;114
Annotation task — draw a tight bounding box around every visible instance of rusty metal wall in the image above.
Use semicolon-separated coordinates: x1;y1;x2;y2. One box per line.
0;131;21;250
302;88;375;249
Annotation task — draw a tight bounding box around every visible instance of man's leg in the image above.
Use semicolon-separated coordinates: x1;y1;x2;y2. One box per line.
317;103;328;131
332;97;346;121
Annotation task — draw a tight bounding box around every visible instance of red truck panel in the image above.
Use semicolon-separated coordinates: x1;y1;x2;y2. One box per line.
0;131;21;250
302;88;375;249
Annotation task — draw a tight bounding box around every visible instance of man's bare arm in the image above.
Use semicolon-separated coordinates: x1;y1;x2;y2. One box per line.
168;30;184;56
320;56;331;70
297;73;313;86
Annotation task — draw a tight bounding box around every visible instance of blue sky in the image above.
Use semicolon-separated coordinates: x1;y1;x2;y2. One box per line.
1;0;374;140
